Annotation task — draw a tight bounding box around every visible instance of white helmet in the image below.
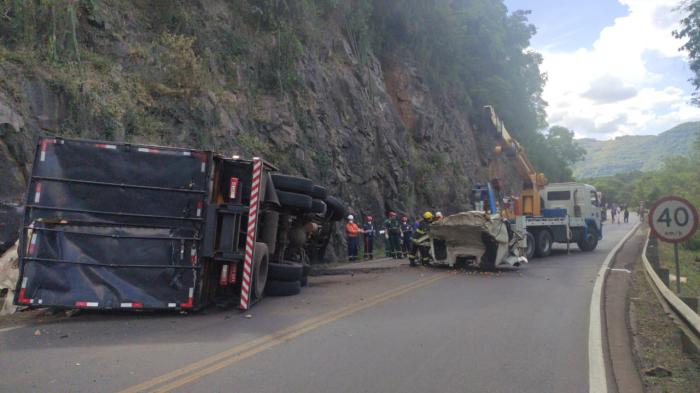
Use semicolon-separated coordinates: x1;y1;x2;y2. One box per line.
347;214;354;220
436;211;443;218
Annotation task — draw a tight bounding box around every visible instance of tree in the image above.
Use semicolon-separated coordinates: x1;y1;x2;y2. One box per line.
674;0;700;105
530;126;585;182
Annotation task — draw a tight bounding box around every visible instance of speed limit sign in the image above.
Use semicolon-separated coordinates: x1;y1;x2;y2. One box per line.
649;196;699;243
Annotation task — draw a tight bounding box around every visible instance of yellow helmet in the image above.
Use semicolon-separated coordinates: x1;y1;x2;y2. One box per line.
423;211;433;220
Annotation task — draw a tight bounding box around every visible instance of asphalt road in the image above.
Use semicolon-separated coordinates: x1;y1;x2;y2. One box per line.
0;218;638;393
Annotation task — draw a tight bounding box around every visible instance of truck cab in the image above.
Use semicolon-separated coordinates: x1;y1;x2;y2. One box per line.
542;182;602;230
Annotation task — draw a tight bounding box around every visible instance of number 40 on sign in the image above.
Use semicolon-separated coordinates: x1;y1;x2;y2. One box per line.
648;196;699;293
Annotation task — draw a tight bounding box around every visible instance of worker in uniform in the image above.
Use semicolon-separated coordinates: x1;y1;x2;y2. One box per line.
382;213;391;257
409;212;433;267
384;211;402;259
400;215;412;258
362;216;376;259
345;215;361;261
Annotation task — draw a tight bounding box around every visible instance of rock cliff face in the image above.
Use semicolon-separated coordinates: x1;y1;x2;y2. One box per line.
0;2;516;259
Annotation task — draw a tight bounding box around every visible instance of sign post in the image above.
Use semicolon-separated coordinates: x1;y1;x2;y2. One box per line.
648;196;699;293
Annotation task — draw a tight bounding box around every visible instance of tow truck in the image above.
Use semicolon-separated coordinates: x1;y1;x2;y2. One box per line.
477;106;603;260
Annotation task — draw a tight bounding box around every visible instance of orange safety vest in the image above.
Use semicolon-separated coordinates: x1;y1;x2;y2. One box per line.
345;222;360;237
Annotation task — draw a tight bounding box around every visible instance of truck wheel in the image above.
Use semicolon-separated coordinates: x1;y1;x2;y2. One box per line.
277;191;313;212
265;280;302;297
301;264;311;287
253;243;269;300
535;230;552;258
311;185;328;200
270;174;314;195
268;261;303;282
311;199;327;215
324;196;348;221
577;230;598;252
524;231;536;260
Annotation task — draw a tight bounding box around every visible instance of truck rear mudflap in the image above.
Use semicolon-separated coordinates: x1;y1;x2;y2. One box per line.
15;138;209;311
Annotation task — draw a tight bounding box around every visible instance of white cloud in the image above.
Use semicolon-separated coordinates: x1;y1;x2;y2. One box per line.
539;0;700;139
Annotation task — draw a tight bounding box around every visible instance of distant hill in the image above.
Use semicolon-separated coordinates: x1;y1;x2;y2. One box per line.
572;122;700;179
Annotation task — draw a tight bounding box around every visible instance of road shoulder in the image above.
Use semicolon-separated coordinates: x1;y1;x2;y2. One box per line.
603;226;645;393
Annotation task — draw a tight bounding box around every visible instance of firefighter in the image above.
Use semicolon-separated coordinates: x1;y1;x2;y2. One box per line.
345;215;361;261
385;211;402;259
400;215;412;258
362;216;376;259
409;211;433;267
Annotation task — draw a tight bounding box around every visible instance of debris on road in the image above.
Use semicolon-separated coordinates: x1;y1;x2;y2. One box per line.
0;241;19;316
643;366;672;377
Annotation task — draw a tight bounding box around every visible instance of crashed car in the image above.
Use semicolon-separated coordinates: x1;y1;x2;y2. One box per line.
429;211;528;269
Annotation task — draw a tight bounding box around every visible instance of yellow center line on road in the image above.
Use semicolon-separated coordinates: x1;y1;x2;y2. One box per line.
119;272;448;393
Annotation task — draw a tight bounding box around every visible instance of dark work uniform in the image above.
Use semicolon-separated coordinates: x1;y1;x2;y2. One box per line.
386;217;402;259
363;221;376;259
400;221;413;258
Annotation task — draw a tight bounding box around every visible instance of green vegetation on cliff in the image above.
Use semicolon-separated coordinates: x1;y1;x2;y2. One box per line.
0;0;578;220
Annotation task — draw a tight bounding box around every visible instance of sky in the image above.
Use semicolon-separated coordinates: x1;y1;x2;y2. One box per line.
504;0;700;140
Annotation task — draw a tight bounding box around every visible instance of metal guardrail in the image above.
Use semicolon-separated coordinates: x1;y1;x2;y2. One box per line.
641;229;700;339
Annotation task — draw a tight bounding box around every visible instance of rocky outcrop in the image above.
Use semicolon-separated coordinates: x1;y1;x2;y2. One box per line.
0;2;517;259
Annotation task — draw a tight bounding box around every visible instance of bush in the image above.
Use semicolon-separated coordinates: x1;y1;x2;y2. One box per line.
158;32;203;92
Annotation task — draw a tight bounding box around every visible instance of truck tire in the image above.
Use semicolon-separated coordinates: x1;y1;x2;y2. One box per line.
524;231;536;260
265;280;302;297
577;228;598;252
268;261;303;282
301;264;311;287
253;243;269;300
311;199;327;215
535;230;553;258
324;196;348;221
271;174;314;195
311;185;328;200
277;191;313;212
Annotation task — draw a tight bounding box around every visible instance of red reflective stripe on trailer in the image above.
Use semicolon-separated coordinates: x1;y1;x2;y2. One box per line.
228;264;237;284
75;301;99;308
180;287;194;308
39;139;56;162
240;158;264;310
17;288;31;304
219;265;229;286
34;182;42;203
120;302;143;308
95;143;117;149
137;147;159;154
196;200;203;217
28;233;37;254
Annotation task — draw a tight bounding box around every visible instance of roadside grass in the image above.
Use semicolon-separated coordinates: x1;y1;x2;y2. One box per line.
629;260;700;392
658;242;700;301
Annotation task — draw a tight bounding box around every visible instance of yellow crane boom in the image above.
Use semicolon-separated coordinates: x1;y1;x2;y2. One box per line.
481;106;547;216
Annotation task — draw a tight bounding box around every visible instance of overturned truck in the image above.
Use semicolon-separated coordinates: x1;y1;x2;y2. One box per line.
429;212;527;269
14;137;346;311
